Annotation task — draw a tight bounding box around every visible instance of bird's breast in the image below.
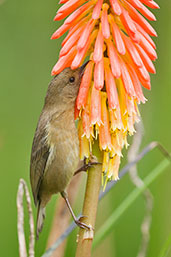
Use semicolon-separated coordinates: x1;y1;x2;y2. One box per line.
42;109;79;194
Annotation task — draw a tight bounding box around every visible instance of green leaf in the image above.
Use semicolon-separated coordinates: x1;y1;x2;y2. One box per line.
158;234;171;257
93;158;171;248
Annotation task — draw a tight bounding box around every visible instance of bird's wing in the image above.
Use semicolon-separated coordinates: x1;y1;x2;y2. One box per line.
30;117;50;206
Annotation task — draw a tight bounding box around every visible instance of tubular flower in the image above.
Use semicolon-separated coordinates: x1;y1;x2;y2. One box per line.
51;0;159;184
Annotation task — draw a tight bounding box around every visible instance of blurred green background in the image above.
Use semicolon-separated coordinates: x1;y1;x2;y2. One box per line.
0;0;171;256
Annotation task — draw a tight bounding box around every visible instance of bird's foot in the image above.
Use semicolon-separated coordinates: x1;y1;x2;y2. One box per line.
74;157;102;176
74;216;93;231
61;192;93;231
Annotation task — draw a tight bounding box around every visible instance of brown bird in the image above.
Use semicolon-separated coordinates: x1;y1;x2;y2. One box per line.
30;63;90;239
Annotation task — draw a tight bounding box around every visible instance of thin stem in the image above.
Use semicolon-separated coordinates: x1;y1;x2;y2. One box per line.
17;179;35;257
75;163;102;257
128;121;153;257
17;181;27;257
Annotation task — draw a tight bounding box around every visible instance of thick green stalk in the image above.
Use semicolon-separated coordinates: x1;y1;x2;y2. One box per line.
75;161;102;257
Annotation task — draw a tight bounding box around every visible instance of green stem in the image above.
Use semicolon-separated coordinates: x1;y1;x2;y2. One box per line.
75;164;102;257
93;158;170;248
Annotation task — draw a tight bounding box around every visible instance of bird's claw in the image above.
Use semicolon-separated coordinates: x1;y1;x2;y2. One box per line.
82;162;97;171
79;214;88;219
74;161;102;175
75;216;93;231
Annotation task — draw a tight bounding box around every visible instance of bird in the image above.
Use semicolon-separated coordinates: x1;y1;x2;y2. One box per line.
30;62;90;239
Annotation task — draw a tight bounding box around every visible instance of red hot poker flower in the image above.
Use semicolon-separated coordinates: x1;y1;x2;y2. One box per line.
51;0;159;184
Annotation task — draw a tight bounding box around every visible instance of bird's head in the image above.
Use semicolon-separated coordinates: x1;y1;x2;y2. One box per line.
44;62;88;108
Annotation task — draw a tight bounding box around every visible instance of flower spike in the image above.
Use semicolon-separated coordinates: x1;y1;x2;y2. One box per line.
51;0;159;183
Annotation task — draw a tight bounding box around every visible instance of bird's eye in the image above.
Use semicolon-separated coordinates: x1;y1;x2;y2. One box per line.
69;76;75;83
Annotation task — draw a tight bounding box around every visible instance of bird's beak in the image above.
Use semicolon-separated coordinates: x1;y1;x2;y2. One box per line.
80;61;89;77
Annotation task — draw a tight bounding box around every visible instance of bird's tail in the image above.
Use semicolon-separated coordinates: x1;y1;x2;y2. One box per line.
36;202;46;240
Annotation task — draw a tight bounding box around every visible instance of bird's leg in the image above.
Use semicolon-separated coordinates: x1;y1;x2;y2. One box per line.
61;191;92;230
74;157;102;176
